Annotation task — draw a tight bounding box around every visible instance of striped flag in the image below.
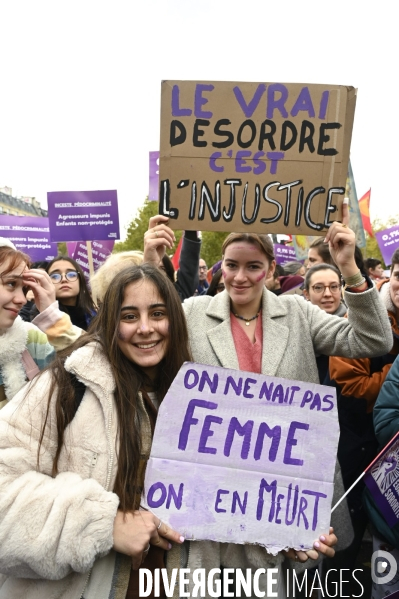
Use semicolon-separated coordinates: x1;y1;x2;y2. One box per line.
358;189;373;236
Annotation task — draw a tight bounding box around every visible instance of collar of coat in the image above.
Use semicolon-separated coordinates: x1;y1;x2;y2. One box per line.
199;288;291;376
64;341;116;396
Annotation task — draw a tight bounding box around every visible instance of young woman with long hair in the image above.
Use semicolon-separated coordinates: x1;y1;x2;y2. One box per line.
0;264;189;598
46;256;96;330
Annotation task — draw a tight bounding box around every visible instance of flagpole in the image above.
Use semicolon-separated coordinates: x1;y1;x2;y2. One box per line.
331;471;365;513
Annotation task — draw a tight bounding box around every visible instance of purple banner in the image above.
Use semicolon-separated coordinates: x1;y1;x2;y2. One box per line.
144;362;338;553
66;240;114;278
47;190;120;242
149;151;160;201
273;243;298;266
365;431;399;527
0;215;58;262
375;225;399;265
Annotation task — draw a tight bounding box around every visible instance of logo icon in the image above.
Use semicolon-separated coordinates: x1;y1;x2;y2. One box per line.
371;550;398;585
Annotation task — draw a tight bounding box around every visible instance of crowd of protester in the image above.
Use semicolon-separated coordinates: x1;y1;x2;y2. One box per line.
0;203;399;598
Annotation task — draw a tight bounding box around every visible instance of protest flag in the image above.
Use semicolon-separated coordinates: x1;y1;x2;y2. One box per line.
331;430;399;527
171;236;183;270
358;189;374;236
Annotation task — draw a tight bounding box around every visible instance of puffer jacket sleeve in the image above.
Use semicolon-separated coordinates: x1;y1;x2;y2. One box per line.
374;355;399;447
32;301;84;352
295;285;392;358
0;374;119;580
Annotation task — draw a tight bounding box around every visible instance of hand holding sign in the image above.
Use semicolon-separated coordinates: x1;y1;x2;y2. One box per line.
112;509;183;570
284;526;337;562
324;198;359;279
143;215;176;266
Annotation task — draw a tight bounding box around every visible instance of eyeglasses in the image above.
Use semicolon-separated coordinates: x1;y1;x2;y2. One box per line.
311;283;342;294
199;266;208;271
49;271;79;283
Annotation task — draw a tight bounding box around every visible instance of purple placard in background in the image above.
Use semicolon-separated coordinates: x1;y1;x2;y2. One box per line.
0;215;58;262
149;151;160;201
47;190;120;242
364;431;399;528
144;362;339;553
375;225;399;265
66;240;114;278
273;243;298;267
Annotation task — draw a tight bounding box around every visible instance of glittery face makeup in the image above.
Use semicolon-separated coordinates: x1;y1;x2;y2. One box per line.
222;243;274;314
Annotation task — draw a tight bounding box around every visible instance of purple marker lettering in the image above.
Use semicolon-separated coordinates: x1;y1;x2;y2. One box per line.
215;489;229;513
235;151;252;173
322;394;334;411
302;490;327;530
275;493;285;524
266;84;289;119
290;87;315;118
194;84;214;118
232;491;248;515
243;378;257;398
171;85;192;117
318;91;329;119
253;151;266;175
256;478;277;521
283;421;310;466
184;369;199;389
209;152;224;173
233;84;266;118
147;482;167;508
300;390;313;407
285;484;299;525
198;415;223;454
224;417;254;459
266;152;285;175
178;399;218;450
296;495;309;530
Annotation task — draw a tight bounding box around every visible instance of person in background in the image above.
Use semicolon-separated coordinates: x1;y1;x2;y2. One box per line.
283;260;306;276
303;264;346;317
307;237;337;269
365;257;385;282
143;216;201;301
196;257;209;295
90;251;144;305
46;256;96;330
265;262;285;293
206;268;225;296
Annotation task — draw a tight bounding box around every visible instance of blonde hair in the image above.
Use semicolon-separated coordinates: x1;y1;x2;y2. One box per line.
90;251;144;302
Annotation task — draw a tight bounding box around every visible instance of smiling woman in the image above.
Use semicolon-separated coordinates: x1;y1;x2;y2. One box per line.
0;241;55;407
0;264;190;598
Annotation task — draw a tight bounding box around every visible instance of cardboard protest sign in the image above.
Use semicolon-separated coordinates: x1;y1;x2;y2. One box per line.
159;81;356;235
375;225;399;265
66;240;114;278
0;216;57;262
149;151;160;201
364;431;399;527
47;190;119;242
273;243;298;267
144;362;338;554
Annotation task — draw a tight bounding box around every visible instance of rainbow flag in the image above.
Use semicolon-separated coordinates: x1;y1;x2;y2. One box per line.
358;189;373;237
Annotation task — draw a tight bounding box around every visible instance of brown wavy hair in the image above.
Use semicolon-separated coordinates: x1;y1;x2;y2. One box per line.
37;264;192;511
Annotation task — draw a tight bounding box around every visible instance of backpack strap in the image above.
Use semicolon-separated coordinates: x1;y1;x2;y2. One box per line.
21;350;40;381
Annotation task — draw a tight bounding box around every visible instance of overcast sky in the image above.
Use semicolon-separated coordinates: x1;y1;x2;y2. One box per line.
1;0;396;239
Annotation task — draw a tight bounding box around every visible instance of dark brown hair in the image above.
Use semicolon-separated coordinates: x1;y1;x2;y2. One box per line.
37;264;192;511
304;263;341;291
309;237;336;266
391;249;399;272
47;255;96;317
222;232;275;262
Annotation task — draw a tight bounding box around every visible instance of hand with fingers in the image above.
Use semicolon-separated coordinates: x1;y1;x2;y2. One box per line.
112;510;184;570
284;527;337;563
144;215;176;267
323;199;358;279
22;268;56;313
